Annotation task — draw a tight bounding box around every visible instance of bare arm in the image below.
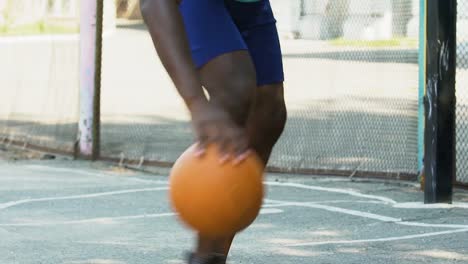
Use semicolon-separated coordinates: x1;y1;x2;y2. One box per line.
140;0;207;111
140;0;249;158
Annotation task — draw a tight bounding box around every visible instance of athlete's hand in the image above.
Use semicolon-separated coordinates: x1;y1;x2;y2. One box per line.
189;99;250;163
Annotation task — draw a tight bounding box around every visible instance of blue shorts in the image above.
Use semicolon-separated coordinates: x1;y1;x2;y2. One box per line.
179;0;284;86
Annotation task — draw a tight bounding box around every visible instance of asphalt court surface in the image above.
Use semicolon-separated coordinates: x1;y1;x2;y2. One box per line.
1;160;468;264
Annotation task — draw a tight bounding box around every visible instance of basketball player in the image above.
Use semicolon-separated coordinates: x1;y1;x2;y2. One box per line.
140;1;287;263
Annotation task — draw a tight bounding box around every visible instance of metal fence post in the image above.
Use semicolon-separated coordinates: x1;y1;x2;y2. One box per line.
424;0;457;203
418;0;425;174
78;0;103;160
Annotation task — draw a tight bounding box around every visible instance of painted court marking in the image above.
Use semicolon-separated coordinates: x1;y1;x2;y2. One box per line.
287;228;468;247
0;187;169;211
265;181;397;204
0;208;283;227
394;202;468;209
267;199;468;229
22;166;398;204
25;165;167;185
262;199;386;208
1;165;467;248
0;212;176;227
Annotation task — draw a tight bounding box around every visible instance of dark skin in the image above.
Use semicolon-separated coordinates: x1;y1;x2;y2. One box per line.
140;0;287;262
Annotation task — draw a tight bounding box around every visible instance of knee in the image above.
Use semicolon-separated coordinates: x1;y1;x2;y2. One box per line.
255;84;287;143
275;97;287;128
200;51;258;125
269;94;287;142
248;84;286;163
226;75;257;108
217;75;257;125
260;84;287;132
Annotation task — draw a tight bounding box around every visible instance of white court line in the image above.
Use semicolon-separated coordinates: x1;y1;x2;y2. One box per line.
265;182;397;204
288;228;468;247
260;208;284;215
262;200;386;208
0;212;176;227
5;167;465;215
4;167;467;230
4;168;466;216
0;208;283;227
21;166;398;205
398;221;468;229
268;199;468;229
393;202;468;209
24;165;168;185
268;199;399;222
0;187;168;211
266;182;468;210
25;166;467;210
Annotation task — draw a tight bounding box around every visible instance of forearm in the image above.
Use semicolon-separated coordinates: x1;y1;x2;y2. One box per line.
140;0;207;110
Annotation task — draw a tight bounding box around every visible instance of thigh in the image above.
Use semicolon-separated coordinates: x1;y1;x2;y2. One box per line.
225;0;284;86
198;50;257;126
199;53;286;164
179;0;248;69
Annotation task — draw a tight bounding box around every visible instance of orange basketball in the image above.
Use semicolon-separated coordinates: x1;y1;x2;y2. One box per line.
169;144;264;237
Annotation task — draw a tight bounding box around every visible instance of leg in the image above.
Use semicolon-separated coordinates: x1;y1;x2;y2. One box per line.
247;83;287;163
211;83;287;257
193;51;256;263
196;52;286;262
224;0;286;162
199;51;257;128
178;1;285;262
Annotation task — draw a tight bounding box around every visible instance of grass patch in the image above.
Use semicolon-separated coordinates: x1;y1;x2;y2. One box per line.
330;38;418;48
0;21;79;36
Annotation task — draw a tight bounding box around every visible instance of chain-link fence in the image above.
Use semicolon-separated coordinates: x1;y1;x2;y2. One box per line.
267;0;419;176
457;0;468;184
100;0;420;179
101;0;190;164
3;1;467;185
0;0;81;154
